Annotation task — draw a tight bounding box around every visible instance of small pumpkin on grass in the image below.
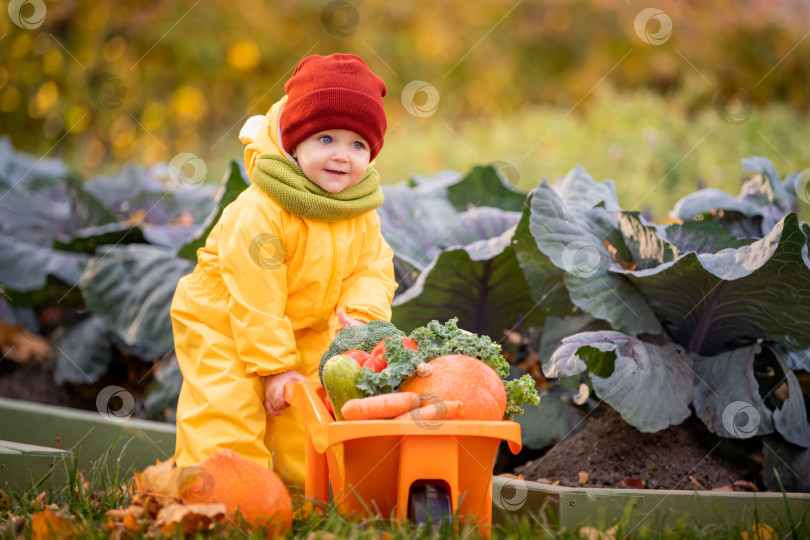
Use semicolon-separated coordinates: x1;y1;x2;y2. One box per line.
180;449;292;536
399;355;506;420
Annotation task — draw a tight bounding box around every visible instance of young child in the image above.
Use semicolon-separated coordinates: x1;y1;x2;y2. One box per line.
170;54;398;486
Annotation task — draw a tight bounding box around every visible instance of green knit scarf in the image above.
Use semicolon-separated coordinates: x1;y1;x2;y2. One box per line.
251;154;383;221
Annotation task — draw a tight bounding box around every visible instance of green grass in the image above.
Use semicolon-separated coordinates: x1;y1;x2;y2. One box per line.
202;85;810;223
1;440;806;539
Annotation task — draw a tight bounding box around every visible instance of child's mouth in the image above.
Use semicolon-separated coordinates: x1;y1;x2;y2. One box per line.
325;169;347;176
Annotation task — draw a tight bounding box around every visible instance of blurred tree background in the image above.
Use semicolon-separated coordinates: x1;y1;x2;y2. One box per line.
1;0;809;218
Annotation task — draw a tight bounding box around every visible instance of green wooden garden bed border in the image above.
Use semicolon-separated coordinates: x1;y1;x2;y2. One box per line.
491;476;810;534
0;397;175;492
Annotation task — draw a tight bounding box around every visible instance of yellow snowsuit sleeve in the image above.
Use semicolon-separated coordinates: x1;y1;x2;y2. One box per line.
338;210;398;323
217;191;299;377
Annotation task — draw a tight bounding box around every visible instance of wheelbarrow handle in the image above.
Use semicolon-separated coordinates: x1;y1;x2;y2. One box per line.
284;381;330;453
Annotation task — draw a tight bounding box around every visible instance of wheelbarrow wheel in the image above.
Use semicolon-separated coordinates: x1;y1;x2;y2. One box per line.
407;484;452;531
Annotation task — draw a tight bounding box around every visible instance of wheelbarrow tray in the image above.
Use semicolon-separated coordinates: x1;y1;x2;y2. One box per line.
285;381;522;533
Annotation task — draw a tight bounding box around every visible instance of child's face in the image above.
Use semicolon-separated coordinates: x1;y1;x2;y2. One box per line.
292;129;371;193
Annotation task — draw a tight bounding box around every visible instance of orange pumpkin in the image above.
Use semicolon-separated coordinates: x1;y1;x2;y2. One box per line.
180;449;292;536
399;354;506;420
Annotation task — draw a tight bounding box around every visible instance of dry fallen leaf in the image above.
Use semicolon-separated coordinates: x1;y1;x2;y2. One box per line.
734;480;758;492
578;471;589;484
0;323;51;364
578;524;619;540
170;211;195;226
133;456;180;498
29;491;48;510
573;383;590;405
0;514;25;536
534;478;552;484
710;485;735;492
603;241;638;271
306;532;338;540
688;475;704;489
498;473;524;480
740;523;774;540
517;351;540;371
31;507;76;540
124;208;149;227
155;502;226;535
620;477;645;489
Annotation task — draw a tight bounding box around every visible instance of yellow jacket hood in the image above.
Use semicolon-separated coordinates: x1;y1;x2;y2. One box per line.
242;96;291;180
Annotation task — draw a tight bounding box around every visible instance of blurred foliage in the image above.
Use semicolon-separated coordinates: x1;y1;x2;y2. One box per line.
0;0;809;196
379;86;810;221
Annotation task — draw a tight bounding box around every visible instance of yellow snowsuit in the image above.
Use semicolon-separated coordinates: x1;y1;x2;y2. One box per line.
170;96;398;486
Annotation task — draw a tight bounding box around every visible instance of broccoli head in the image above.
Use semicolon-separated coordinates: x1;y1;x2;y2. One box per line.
318;320;404;384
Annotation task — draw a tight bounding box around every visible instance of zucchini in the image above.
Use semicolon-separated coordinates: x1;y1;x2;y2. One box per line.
321;354;366;421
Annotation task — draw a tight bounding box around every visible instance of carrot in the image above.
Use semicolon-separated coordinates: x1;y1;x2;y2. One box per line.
394;400;464;422
340;392;421;420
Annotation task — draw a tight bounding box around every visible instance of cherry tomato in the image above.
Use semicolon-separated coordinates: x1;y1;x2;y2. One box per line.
361;355;387;373
341;349;373;365
370;336;418;360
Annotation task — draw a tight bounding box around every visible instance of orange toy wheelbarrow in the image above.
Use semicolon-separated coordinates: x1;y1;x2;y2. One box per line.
284;381;522;536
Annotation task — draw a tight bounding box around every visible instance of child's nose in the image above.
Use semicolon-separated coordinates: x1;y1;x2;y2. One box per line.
332;146;349;161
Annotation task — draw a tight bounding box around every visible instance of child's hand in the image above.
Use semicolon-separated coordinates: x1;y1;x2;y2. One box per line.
264;370;308;416
337;307;365;330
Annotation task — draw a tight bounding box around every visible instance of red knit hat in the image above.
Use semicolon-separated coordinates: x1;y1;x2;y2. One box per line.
280;54;387;161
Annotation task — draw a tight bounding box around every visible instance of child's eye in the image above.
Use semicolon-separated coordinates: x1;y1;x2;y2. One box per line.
319;135;333;144
352;141;366;150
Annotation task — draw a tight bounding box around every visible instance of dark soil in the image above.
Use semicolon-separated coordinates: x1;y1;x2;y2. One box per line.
515;409;752;491
0;360;94;410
